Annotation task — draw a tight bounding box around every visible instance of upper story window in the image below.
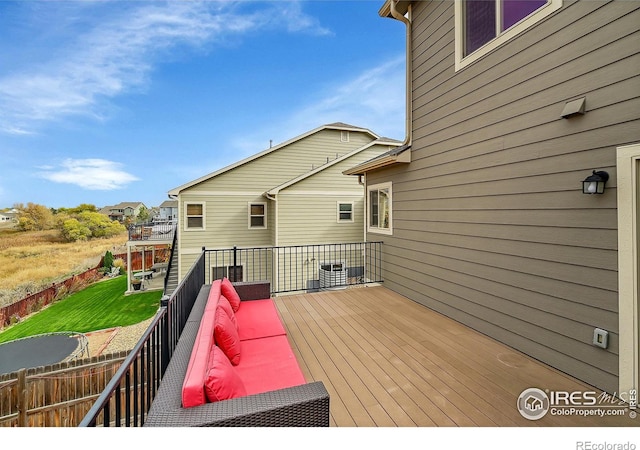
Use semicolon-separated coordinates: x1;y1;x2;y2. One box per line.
455;0;561;70
341;131;349;142
367;182;392;235
185;202;205;230
249;203;266;229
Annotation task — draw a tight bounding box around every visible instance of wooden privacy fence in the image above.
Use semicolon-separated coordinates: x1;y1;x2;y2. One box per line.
0;268;102;329
0;352;129;427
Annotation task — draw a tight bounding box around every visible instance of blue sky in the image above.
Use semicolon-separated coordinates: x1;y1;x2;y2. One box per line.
0;0;406;210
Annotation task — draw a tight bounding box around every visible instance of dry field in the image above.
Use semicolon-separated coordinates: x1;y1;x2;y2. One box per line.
0;228;127;307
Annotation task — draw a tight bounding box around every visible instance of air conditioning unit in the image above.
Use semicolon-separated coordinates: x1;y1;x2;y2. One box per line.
319;261;347;290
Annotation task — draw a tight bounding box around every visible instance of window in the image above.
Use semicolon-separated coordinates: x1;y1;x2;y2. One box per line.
367;182;392;234
455;0;561;70
337;202;354;223
249;203;266;229
212;265;243;282
185;202;204;230
341;131;349;142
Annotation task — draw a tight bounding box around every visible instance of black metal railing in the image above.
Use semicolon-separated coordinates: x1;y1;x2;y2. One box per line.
80;241;383;426
204;241;383;295
128;222;176;241
79;253;204;427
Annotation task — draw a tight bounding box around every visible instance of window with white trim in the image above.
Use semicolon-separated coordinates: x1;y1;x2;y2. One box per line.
185;202;204;230
249;203;266;229
337;202;354;223
367;182;392;235
455;0;561;70
340;131;349;142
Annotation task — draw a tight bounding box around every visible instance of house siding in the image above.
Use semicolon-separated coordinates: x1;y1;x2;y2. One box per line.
175;127;381;281
369;0;640;393
277;145;389;245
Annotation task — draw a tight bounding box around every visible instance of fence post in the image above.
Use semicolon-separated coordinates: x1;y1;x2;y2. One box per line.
17;368;27;427
233;246;237;281
160;295;170;374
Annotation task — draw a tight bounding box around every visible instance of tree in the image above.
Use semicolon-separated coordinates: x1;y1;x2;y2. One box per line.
61;218;92;241
58;211;125;242
137;206;150;223
15;202;54;231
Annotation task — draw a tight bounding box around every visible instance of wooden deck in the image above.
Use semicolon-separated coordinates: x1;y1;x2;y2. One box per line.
274;285;638;427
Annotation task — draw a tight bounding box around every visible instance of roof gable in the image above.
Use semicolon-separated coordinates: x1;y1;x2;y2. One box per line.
168;123;380;196
266;138;401;195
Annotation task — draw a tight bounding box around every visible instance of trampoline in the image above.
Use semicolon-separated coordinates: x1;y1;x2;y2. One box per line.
0;332;89;374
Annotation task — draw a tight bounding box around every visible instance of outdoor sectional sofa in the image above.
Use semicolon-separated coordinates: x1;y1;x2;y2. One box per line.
144;278;330;427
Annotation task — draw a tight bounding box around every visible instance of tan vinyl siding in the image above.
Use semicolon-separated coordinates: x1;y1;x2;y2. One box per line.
174;128;381;281
276;145;387;245
277;195;365;246
370;0;640;393
191;130;373;192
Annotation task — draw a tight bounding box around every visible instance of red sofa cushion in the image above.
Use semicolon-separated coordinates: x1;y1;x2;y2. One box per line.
236;335;306;395
214;306;241;365
205;280;222;311
204;346;247;402
218;295;238;330
235;299;287;341
182;308;217;408
221;277;241;312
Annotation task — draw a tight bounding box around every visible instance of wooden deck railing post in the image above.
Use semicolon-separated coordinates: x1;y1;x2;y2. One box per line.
17;368;27;427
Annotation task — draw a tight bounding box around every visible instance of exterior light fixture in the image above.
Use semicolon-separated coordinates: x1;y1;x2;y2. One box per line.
582;170;609;194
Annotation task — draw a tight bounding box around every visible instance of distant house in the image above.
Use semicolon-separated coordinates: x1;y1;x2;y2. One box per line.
0;210;16;223
168;122;400;284
99;202;147;223
157;200;178;223
345;1;640;396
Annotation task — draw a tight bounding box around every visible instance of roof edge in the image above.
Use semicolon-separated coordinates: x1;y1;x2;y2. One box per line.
266;138;401;195
168;123;381;196
343;144;411;176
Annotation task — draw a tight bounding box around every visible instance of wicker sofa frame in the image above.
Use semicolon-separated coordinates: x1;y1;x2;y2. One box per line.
144;281;330;427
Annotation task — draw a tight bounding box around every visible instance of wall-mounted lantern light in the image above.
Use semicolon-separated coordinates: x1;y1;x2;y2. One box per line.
582;170;609;194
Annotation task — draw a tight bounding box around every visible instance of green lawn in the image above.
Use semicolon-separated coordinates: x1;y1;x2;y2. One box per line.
0;275;161;344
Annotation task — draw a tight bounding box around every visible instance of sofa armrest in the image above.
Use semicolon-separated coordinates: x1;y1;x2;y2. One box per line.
144;381;329;427
232;281;270;301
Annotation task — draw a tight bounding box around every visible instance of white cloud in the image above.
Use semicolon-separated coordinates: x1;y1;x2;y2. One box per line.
0;1;331;134
39;159;139;190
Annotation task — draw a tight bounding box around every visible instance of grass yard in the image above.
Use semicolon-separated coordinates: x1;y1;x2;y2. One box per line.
0;228;127;306
0;275;161;344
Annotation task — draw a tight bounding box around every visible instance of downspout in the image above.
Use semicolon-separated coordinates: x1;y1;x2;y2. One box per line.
389;0;412;148
264;192;278;247
264;192;278;293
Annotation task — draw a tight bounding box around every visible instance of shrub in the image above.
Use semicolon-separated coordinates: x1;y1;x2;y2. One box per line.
103;250;114;270
113;258;126;275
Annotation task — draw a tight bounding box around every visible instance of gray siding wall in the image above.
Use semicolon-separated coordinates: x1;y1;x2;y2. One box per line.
368;0;640;393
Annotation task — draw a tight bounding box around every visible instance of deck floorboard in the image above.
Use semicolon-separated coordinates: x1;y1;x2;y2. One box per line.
274;286;638;427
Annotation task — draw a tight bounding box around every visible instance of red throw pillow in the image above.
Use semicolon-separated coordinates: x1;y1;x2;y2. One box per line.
204;346;247;402
214;307;241;365
218;295;238;330
221;277;241;312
